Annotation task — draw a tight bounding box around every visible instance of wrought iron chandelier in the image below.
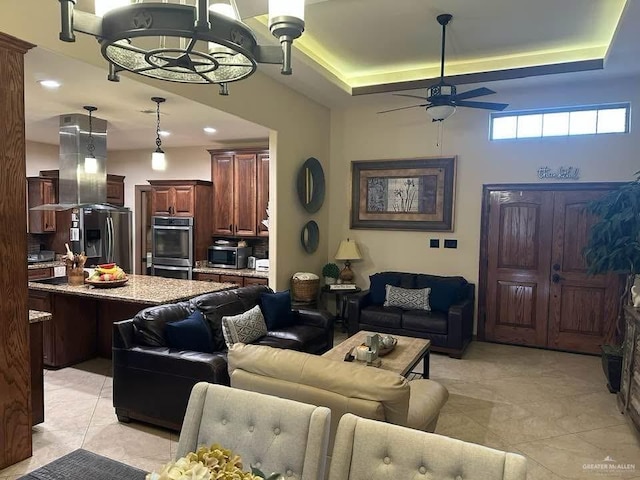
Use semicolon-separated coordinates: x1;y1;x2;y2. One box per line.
59;0;305;94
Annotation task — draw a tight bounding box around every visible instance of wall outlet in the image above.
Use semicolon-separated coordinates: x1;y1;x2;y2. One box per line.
444;239;458;249
430;239;440;248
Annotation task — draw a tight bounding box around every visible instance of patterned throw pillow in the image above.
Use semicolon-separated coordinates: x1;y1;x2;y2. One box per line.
383;285;431;311
221;305;268;347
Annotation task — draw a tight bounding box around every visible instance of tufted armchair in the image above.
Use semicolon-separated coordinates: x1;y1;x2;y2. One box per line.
177;383;331;480
329;414;527;480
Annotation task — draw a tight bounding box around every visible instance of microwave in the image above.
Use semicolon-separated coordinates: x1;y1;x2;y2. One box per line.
208;246;252;269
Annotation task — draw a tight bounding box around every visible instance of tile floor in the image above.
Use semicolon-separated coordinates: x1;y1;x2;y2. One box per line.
1;337;639;479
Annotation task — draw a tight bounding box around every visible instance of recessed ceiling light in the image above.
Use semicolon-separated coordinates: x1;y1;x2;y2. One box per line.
203;127;217;134
159;130;170;137
38;79;61;89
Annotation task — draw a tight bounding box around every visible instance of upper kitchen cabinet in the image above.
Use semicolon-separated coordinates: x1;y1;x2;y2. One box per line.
210;148;269;237
106;174;125;207
149;180;212;217
27;177;56;233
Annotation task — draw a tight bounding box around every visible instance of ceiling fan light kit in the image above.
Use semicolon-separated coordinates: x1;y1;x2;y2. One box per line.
379;13;508;120
58;0;305;94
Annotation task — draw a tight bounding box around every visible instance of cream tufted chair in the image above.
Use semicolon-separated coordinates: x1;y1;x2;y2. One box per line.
177;383;331;480
329;414;527;480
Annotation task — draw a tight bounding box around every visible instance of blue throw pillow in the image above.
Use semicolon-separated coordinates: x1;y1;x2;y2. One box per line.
369;273;402;304
164;310;214;353
416;276;467;312
260;290;294;330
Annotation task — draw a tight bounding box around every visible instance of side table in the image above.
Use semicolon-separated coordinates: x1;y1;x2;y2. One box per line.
321;286;361;331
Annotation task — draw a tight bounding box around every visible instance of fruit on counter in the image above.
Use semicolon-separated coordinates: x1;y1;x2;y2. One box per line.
88;264;127;281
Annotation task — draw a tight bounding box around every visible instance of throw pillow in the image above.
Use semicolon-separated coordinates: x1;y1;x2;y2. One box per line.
369;272;402;304
384;285;431;311
415;276;467;312
164;310;214;353
221;305;268;347
260;290;294;330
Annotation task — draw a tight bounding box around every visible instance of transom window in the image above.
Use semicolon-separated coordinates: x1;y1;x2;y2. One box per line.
490;103;630;141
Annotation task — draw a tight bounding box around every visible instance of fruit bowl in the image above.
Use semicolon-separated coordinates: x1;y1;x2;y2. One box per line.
85;277;128;288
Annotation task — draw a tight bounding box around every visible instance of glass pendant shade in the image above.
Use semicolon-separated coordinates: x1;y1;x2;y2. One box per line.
427;104;456;121
94;0;130;17
84;156;98;174
209;2;239;20
269;0;305;21
152;150;167;171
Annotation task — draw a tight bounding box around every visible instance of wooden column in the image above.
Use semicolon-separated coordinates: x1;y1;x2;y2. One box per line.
0;32;34;470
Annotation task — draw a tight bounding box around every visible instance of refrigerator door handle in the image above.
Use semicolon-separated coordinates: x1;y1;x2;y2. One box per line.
105;216;112;263
109;216;115;263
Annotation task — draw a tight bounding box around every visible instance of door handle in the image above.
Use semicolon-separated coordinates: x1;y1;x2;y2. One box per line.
552;273;564;283
552;263;561;271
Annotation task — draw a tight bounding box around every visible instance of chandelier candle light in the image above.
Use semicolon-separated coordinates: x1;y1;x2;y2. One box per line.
151;97;167;171
59;0;305;95
83;105;98;174
334;238;362;284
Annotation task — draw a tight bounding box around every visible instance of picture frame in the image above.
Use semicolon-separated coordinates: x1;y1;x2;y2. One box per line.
350;156;456;231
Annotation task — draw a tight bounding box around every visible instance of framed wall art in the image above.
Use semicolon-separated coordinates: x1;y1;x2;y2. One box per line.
350;157;456;231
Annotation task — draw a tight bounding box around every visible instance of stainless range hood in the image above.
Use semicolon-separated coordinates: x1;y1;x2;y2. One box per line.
31;112;122;211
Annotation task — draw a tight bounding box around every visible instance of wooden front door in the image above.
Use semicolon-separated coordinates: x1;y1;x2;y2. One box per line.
482;185;622;354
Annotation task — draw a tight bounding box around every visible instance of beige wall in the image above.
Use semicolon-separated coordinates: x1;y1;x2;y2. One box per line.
3;0;331;289
329;76;640;321
25;141;58;177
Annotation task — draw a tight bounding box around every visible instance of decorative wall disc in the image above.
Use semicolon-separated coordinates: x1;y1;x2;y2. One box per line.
300;220;320;254
297;157;325;213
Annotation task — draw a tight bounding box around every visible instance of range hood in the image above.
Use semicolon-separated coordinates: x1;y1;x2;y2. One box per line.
31;112;122;211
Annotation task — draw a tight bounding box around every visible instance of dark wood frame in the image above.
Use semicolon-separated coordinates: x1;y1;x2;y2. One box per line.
350;157;456;231
477;182;625;342
134;185;153;275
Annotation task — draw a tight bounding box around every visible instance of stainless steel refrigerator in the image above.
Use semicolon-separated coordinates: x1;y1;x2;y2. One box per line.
69;207;132;272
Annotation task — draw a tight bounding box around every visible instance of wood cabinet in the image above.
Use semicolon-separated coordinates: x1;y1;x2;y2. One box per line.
210;148;269;237
27;177;56;233
194;272;268;287
148;180;213;262
106;174;125;206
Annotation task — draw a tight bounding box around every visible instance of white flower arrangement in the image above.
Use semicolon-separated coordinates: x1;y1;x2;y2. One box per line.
147;444;282;480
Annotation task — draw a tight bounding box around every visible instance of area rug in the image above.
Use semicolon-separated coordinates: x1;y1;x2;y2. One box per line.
18;449;147;480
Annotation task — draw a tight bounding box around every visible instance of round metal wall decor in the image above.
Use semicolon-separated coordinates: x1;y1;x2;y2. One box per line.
297;157;325;213
300;220;320;254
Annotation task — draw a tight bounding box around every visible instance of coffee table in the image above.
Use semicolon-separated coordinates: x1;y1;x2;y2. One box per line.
323;330;430;378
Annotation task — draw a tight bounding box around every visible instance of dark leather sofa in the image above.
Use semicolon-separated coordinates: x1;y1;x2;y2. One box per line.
348;272;474;358
112;284;334;430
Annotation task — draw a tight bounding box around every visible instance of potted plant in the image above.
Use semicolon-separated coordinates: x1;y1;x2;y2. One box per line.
322;263;340;285
584;171;640;392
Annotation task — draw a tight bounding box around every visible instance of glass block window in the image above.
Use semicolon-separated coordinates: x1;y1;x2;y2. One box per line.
490;103;630;140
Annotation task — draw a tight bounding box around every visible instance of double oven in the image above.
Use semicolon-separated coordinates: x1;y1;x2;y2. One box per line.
151;216;194;280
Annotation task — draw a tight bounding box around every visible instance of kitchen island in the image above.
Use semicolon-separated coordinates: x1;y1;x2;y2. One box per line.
28;275;234;368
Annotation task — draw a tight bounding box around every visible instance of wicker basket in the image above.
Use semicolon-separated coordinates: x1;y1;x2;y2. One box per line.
291;277;319;302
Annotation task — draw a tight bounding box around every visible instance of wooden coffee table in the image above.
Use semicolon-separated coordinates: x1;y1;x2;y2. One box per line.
323;330;430;378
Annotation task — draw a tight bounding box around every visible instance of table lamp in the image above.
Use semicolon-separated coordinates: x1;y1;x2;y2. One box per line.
334;238;362;283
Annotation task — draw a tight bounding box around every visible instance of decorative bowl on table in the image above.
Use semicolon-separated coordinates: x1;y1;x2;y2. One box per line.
85;277;128;288
378;337;397;356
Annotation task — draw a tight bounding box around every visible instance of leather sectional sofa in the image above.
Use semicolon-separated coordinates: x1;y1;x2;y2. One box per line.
112;284;334;430
348;272;474;358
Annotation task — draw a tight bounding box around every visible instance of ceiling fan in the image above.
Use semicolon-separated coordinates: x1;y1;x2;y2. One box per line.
379;13;508;121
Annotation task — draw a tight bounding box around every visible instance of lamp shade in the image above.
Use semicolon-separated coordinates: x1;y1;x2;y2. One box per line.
84;156;98;174
335;239;362;261
427;104;456;122
152;151;166;171
269;0;305;21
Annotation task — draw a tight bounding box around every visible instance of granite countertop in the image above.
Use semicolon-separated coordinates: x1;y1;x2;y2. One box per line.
28;274;236;305
29;310;52;324
28;261;65;270
192;266;269;279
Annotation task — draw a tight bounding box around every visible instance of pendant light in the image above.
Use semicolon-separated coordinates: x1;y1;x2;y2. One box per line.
84;105;98;174
151;97;166;171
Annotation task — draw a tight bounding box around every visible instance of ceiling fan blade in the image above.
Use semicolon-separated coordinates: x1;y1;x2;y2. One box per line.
377;104;428;114
393;94;429;101
452;87;496;101
455;100;509;111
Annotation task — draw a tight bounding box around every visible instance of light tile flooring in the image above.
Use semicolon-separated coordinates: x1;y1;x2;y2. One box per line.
1;338;639;480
